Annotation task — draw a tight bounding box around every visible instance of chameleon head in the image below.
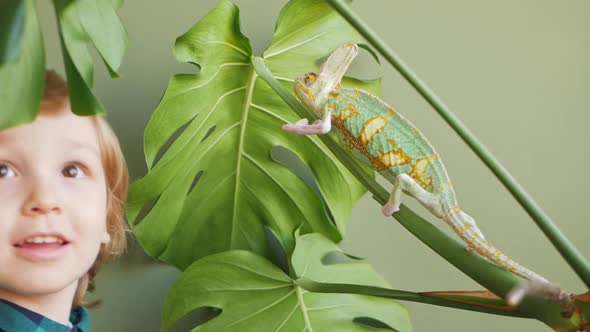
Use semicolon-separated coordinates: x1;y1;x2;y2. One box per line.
294;72;321;114
293;44;359;113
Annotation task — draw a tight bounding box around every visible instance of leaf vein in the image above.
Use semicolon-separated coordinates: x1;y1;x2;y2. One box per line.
274;300;300;332
212;260;289;284
226;289;296;327
231;68;257;247
242;152;308;221
179;62;249;95
264;32;328;59
203;41;250;57
295;285;313;332
307;304;355;312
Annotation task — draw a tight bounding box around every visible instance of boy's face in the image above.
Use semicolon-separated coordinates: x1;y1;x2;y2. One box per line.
0;108;110;300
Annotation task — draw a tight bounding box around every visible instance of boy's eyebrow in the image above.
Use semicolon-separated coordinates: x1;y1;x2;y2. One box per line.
0;134;100;155
64;139;101;156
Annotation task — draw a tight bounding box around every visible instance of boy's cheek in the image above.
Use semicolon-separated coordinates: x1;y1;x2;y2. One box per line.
63;180;107;205
0;184;24;218
0;180;21;200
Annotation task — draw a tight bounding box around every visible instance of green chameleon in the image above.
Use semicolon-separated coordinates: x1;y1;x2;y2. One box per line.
282;43;567;307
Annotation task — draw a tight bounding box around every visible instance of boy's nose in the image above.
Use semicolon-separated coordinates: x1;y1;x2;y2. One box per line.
22;182;62;216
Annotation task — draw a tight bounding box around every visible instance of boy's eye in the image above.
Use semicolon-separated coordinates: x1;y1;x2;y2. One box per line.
62;164;86;178
0;164;16;178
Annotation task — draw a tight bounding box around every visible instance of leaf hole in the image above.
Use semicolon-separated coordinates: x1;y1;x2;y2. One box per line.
353;317;398;331
152;114;197;168
169;306;221;331
321;250;364;266
264;225;290;274
189;170;204;195
270;146;336;226
132;194;161;227
201;125;216;143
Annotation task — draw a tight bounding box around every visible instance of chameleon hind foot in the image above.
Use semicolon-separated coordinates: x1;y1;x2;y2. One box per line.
381;175;404;216
382;174;444;217
382;203;400;216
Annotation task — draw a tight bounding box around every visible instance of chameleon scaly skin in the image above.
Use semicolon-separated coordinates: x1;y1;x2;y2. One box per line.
283;43;548;284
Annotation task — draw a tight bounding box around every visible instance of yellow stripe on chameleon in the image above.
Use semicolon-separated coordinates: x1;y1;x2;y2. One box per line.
352;88;361;101
458;222;472;235
335;102;361;123
375;148;413;170
360;116;388;145
297;83;315;104
408;155;438;191
386;138;399;149
445;206;462;219
387;107;397;117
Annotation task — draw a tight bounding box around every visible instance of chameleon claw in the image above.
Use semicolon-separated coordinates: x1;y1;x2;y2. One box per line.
281;117;331;135
282;119;309;134
295;118;309;126
282;118;308;131
381;203;399;216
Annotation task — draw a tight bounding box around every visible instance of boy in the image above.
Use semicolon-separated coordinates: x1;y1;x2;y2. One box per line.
0;70;129;331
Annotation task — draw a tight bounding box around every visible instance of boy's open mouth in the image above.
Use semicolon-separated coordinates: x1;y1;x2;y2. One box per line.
14;234;70;247
13;234;71;260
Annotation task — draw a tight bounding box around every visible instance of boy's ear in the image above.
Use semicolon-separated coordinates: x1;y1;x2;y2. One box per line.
101;231;111;245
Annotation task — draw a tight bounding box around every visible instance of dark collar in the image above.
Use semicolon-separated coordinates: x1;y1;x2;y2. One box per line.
0;299;89;332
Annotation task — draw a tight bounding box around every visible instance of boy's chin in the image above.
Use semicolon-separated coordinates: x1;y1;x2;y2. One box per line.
1;271;81;299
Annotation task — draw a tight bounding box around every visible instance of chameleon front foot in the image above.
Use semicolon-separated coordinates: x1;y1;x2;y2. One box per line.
282;116;331;135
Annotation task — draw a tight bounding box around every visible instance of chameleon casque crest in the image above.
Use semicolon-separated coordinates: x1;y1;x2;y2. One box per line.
282;44;561;304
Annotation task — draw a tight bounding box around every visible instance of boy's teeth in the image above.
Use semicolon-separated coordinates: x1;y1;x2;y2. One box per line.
24;236;64;244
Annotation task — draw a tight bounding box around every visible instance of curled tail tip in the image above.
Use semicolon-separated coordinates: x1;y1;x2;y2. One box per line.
506;280;573;317
506;287;525;307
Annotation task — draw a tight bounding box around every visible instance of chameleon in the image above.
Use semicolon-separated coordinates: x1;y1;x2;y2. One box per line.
282;43;554;292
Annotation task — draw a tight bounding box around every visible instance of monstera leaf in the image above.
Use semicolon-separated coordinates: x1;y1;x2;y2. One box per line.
163;232;411;331
0;0;26;65
0;0;126;129
128;0;380;269
0;0;44;130
54;0;127;116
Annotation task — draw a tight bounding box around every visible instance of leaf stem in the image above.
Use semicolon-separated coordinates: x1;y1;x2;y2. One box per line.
326;0;590;289
296;278;532;318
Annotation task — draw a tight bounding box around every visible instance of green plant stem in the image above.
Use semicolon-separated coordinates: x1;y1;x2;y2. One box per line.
252;56;580;330
326;0;590;289
296;278;532;319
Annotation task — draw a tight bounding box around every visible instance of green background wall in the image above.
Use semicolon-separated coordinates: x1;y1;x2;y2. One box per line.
37;0;590;331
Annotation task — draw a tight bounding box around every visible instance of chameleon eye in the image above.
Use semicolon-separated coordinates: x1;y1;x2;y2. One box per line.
305;73;317;85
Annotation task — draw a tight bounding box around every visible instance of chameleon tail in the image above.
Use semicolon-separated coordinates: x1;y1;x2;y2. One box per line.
444;206;573;312
444;207;549;283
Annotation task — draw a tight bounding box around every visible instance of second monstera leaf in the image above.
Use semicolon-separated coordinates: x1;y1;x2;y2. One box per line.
163;232;411;331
